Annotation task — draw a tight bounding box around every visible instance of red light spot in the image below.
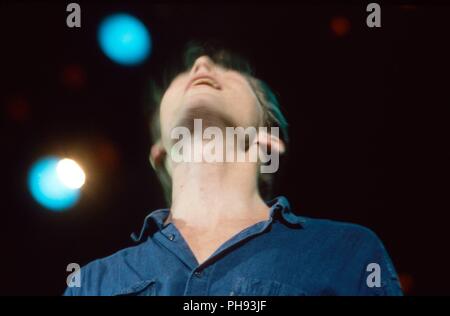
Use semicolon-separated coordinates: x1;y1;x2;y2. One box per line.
5;96;31;122
96;141;120;170
399;273;414;294
62;64;86;90
399;5;417;11
330;16;351;37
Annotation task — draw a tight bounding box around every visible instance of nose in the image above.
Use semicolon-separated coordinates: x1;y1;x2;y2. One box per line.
190;56;215;75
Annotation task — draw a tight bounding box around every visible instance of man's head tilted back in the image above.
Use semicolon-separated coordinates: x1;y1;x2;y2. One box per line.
64;44;404;298
148;42;289;205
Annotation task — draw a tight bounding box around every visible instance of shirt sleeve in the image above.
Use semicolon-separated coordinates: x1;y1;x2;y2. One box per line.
355;228;403;296
61;262;91;296
62;286;75;296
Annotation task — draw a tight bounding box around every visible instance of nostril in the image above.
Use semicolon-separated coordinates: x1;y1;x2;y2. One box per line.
193;63;209;74
191;56;214;74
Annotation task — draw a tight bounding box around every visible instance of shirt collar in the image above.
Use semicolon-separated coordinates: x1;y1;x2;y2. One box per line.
266;196;306;226
131;196;305;243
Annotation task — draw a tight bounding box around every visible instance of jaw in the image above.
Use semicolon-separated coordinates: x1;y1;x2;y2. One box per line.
172;104;235;134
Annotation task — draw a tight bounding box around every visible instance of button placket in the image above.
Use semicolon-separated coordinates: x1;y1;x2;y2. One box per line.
194;271;202;278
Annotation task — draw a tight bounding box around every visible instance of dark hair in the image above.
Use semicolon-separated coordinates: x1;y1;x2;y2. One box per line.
149;41;289;205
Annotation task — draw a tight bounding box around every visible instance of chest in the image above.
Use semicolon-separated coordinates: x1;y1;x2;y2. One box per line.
177;224;251;265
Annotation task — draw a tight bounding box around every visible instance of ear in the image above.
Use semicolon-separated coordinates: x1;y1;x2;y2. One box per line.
149;141;167;170
255;129;286;155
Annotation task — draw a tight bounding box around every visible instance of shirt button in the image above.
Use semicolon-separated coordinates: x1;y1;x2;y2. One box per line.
194;271;202;278
168;234;175;241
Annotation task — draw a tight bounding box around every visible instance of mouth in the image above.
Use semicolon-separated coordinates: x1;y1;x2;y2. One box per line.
186;75;221;91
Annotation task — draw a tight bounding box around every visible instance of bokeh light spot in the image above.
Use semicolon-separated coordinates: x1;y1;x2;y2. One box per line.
61;64;86;90
28;156;83;211
98;13;152;66
330;16;351;37
5;96;30;123
56;158;86;189
399;273;414;294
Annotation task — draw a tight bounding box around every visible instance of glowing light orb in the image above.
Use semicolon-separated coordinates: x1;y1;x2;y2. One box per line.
28;156;85;211
330;16;351;37
56;158;86;189
98;13;152;66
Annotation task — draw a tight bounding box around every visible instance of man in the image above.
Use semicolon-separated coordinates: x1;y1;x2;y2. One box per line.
64;43;403;296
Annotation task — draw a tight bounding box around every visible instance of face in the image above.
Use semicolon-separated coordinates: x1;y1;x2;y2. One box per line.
158;55;264;150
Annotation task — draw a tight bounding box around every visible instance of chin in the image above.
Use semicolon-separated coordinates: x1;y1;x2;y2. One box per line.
174;100;235;132
183;91;223;110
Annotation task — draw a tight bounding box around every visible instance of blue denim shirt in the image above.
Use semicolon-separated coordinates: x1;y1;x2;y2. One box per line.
64;196;403;296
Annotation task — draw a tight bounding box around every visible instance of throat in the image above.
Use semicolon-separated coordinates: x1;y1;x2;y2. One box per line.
174;218;267;265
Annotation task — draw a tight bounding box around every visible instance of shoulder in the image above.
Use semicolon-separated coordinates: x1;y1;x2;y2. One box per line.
63;240;152;296
290;217;402;295
290;215;391;260
299;216;382;243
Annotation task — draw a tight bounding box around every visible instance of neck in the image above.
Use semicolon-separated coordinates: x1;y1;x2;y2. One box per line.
167;162;270;229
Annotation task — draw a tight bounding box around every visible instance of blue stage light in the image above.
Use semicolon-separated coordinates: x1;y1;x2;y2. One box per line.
28;156;85;211
98;13;152;66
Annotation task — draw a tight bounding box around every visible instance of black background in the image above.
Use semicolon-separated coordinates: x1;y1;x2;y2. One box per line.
1;2;449;295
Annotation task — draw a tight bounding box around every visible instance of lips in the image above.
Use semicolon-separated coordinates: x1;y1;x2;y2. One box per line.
186;75;221;91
